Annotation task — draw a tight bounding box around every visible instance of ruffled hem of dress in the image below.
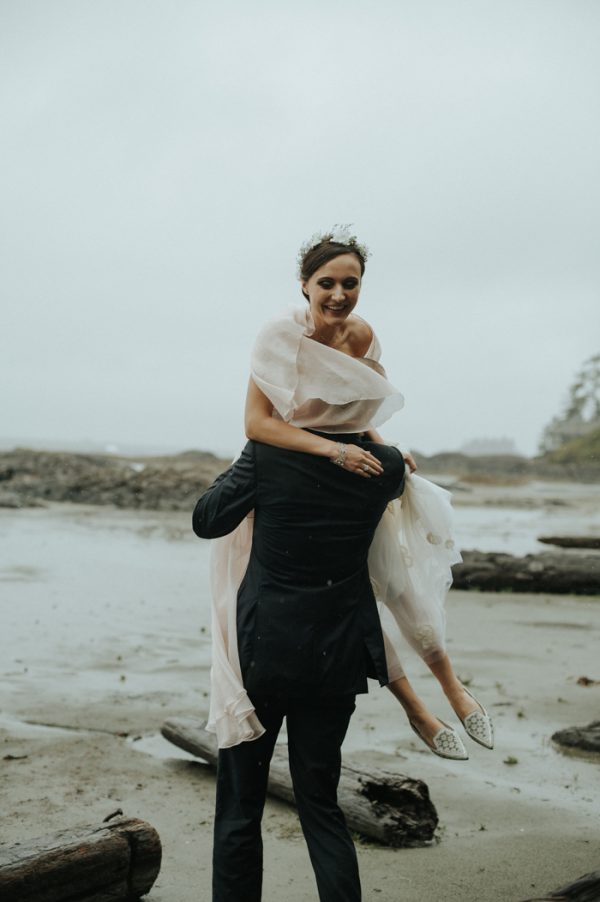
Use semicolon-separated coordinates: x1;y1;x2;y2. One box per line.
206;690;266;748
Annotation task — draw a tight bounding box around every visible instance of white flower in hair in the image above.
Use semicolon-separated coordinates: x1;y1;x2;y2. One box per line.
329;223;355;245
296;223;370;278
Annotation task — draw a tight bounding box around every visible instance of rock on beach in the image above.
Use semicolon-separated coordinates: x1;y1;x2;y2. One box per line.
552;721;600;754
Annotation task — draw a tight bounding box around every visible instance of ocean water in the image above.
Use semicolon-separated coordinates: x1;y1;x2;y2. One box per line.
449;478;600;555
453;502;600;555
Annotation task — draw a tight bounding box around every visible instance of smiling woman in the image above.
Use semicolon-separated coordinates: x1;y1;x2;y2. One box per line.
245;227;389;476
204;225;492;761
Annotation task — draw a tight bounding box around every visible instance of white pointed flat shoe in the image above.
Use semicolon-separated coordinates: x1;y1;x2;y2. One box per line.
461;688;494;749
409;718;469;760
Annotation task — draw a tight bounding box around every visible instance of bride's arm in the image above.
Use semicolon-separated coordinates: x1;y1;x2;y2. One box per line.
245;378;384;477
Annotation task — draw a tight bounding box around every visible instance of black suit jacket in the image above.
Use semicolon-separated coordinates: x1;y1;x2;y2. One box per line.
193;434;405;699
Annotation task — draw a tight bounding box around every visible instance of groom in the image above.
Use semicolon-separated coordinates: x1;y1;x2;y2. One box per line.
193;433;405;902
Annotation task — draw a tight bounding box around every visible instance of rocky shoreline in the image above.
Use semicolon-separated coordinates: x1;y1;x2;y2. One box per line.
0;448;230;511
2;446;598;514
413;449;600;483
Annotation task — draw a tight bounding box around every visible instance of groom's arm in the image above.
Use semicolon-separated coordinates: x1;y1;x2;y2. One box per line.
192;442;257;539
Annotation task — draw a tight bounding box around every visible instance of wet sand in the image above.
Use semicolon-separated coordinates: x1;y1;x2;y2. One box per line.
1;502;599;901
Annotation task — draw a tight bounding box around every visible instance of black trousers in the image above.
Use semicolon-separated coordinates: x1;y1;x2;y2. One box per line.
212;694;360;902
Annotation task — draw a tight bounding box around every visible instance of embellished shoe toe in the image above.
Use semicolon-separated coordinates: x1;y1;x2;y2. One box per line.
461;688;494;749
410;719;469;760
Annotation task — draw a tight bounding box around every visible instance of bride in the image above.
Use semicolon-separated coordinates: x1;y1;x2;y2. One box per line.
208;225;493;760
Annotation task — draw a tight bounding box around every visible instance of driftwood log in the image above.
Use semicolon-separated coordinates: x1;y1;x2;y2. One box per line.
161;717;438;847
538;536;600;551
519;869;600;901
0;816;161;902
452;550;600;595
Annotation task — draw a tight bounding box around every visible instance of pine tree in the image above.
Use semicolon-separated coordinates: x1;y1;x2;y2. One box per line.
539;353;600;453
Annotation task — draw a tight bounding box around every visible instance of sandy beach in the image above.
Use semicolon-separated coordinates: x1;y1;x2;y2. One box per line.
1;496;600;901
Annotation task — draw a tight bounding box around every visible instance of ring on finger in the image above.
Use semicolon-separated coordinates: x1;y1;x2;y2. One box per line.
362;464;370;472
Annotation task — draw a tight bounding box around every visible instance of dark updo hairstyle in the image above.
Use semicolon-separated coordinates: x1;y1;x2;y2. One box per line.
299;241;367;301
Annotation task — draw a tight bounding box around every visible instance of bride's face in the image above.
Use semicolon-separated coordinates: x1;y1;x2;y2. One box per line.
302;253;362;329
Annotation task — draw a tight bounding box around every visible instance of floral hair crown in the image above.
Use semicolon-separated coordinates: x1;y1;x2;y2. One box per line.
296;223;370;279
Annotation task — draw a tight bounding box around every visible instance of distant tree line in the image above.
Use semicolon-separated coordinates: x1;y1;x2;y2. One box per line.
539;353;600;453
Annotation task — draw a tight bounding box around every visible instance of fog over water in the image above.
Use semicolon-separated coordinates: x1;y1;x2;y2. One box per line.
2;1;599;458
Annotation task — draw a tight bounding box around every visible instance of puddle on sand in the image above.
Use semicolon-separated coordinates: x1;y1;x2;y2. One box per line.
0;712;94;739
0;714;210;765
126;732;205;763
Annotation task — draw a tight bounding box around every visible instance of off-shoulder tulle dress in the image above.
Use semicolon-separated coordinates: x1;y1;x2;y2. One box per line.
207;306;462;748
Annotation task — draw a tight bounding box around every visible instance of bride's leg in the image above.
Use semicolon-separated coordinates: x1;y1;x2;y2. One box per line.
426;653;482;721
382;629;460;747
426;653;494;749
387;675;450;746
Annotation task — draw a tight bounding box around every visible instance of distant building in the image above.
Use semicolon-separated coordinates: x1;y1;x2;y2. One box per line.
460;437;520;457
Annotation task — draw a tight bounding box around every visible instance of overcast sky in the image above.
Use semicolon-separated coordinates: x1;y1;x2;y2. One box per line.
2;0;599;457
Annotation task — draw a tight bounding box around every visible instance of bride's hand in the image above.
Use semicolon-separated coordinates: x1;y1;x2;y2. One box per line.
331;443;384;478
403;451;417;473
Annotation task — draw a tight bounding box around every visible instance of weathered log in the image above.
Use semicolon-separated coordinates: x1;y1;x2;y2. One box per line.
452;550;600;595
519;869;600;900
161;717;438;847
552;720;600;754
0;816;161;902
538;535;600;550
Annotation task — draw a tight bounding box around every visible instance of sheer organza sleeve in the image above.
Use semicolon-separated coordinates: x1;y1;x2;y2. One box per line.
250;307;404;432
251;314;305;422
